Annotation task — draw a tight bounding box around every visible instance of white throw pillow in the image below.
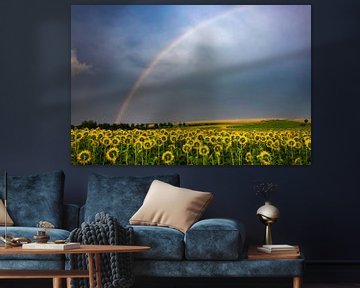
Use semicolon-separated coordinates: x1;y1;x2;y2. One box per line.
130;180;213;233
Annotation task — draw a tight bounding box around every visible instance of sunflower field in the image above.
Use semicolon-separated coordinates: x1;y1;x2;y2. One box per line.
71;124;311;166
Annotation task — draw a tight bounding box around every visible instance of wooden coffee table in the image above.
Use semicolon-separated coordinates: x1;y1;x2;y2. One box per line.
0;244;150;288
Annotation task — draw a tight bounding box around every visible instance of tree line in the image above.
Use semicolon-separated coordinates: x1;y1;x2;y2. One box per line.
71;120;188;130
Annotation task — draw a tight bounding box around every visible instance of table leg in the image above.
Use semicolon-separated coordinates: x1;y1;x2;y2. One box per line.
66;277;72;288
52;278;62;288
293;276;302;288
88;253;95;288
95;253;102;288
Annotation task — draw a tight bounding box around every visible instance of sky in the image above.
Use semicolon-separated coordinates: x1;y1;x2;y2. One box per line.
71;5;311;125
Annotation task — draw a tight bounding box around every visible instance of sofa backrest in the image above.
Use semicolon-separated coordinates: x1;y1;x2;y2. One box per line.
0;170;65;228
82;173;180;226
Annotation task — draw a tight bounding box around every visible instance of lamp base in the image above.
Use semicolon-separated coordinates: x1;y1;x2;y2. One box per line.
265;223;272;245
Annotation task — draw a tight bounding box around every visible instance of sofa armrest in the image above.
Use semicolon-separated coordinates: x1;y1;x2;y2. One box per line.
63;204;80;231
184;218;246;260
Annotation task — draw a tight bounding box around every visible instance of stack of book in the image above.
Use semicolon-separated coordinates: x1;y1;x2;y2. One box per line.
257;244;299;254
248;244;300;259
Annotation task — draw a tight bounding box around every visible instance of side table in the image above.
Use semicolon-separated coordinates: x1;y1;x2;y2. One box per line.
247;245;304;288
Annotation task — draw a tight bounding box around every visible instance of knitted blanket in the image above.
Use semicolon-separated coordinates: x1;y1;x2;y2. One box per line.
68;212;134;288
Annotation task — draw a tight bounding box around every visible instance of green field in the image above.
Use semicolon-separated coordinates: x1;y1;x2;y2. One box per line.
229;119;309;129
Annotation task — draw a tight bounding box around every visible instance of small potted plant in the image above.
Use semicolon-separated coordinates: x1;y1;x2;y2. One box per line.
254;181;279;203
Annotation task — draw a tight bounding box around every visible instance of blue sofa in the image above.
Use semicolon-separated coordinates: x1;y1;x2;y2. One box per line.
80;173;304;284
0;171;304;287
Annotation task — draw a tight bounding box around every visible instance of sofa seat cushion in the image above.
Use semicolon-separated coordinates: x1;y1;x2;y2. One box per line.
84;173;180;226
0;227;70;261
130;225;184;260
184;218;245;260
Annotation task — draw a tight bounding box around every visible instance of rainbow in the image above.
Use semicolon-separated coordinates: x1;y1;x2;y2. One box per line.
114;5;246;123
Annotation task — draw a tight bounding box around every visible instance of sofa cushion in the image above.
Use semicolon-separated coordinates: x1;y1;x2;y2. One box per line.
184;218;245;260
84;173;180;225
133;258;304;277
130;225;184;260
0;171;65;227
0;227;70;261
130;180;213;233
0;199;14;226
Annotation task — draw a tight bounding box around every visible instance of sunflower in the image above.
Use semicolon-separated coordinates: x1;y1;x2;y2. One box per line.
134;141;143;150
125;135;133;144
286;138;297;148
295;141;302;149
75;131;84;141
77;150;92;165
272;140;281;151
239;135;248;146
71;141;79;150
143;140;154;150
222;136;231;145
138;135;146;142
193;140;201;150
101;137;112;147
266;139;274;149
305;138;311;150
70;130;76;142
257;151;272;165
210;136;218;144
106;147;120;164
112;136;121;146
182;144;192;154
162;151;175;165
245;152;253;163
214;144;222;154
97;131;104;140
156;139;164;146
199;145;210;156
232;134;240;142
254;134;261;142
294;157;302;165
197;134;204;141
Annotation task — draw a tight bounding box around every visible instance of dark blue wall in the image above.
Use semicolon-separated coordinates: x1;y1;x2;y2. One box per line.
1;0;359;263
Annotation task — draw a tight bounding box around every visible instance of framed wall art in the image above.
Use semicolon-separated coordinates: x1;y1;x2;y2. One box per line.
71;5;311;166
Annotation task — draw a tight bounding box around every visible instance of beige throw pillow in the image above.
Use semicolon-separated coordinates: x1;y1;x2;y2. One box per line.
0;199;14;226
130;180;213;233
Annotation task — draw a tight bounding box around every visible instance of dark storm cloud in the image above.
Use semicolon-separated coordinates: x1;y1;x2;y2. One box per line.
71;5;311;124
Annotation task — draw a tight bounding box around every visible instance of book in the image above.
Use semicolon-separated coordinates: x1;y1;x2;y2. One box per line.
256;244;299;254
248;245;301;260
22;242;80;250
